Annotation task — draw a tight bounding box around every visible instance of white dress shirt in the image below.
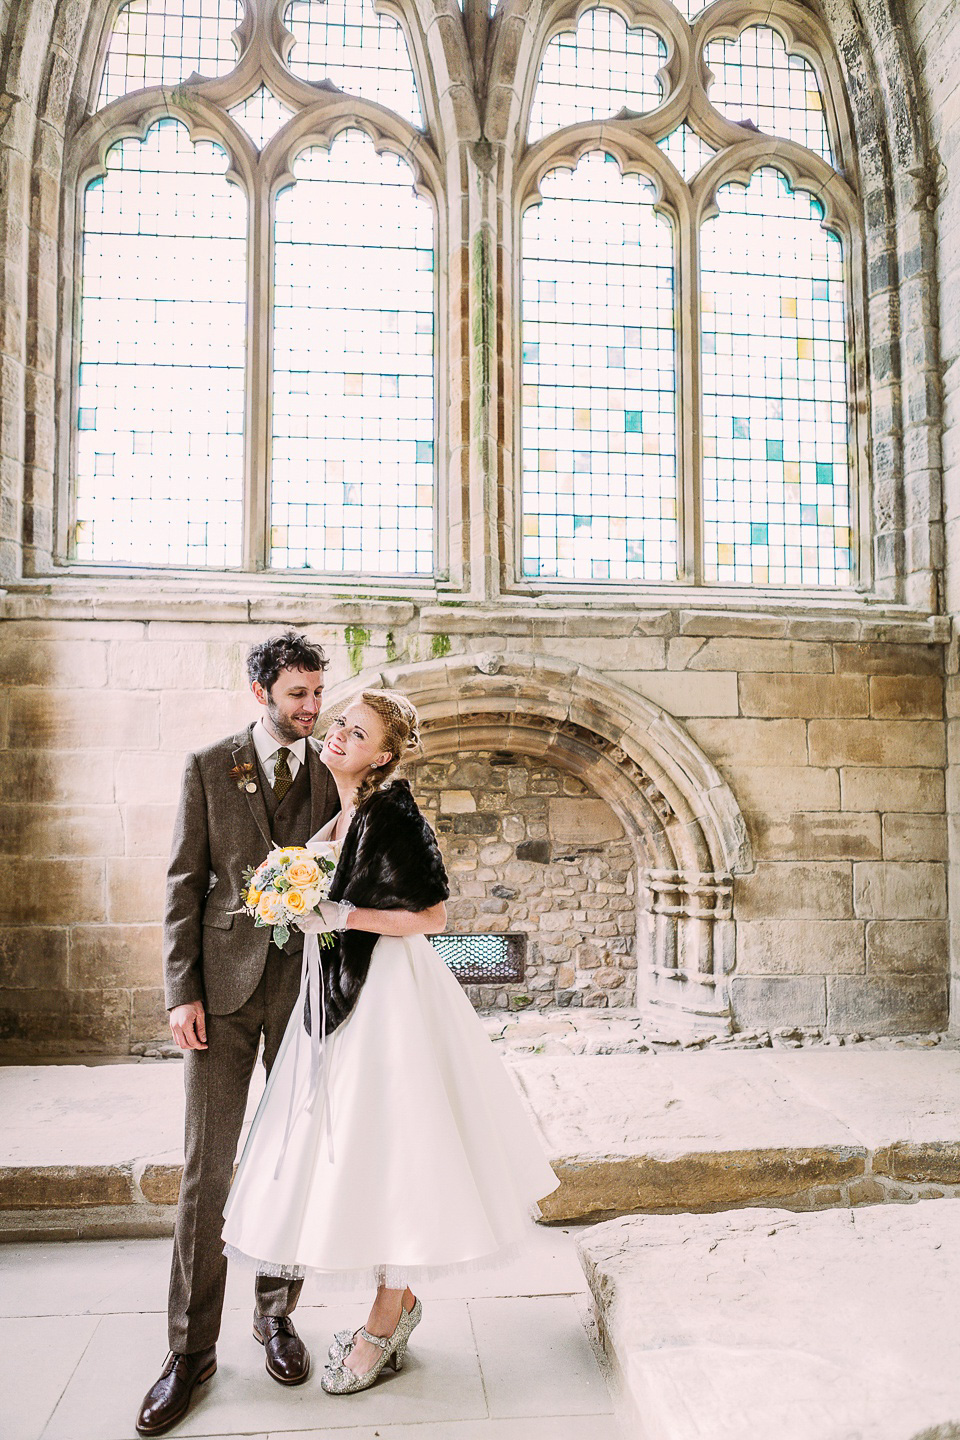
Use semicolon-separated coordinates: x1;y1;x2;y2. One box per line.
252;718;306;788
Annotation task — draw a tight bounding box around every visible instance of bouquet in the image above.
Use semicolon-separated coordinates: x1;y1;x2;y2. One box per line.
239;843;338;948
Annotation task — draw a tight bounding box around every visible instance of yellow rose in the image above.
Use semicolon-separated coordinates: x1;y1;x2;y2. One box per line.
257;892;282;924
285;888;308;915
287;859;321;890
246;886;262;907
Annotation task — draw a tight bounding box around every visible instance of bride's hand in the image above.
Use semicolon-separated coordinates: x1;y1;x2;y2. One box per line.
297;902;339;935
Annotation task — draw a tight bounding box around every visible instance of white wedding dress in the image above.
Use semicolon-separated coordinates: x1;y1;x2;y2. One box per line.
221;818;559;1291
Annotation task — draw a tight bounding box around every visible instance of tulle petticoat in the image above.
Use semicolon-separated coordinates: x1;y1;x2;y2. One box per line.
221;932;560;1293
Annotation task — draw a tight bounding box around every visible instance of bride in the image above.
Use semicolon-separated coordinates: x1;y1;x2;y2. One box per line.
221;688;560;1395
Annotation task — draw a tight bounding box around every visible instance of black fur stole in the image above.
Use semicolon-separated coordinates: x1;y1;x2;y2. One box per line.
305;779;449;1034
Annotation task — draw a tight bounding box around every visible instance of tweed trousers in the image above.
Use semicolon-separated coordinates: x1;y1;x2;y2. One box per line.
167;944;304;1352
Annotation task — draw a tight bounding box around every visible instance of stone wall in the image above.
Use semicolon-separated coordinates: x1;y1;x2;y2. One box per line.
410;752;636;1008
0;603;949;1054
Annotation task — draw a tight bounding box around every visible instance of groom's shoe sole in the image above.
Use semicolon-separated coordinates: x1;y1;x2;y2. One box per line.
135;1355;217;1437
253;1322;311;1385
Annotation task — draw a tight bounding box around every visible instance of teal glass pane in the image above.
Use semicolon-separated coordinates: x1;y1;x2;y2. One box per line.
271;130;435;575
704;26;832;163
529;9;666;142
98;0;242;107
521;152;678;583
701;167;852;587
284;0;422;128
76;120;246;566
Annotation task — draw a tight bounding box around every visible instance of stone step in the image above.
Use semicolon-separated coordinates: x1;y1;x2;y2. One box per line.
3;1050;960;1238
577;1198;960;1439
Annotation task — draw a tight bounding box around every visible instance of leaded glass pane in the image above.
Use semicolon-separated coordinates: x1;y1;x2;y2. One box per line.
228;85;294;151
284;0;422;128
521;153;678;583
76;119;246;566
271;130;435;575
98;0;242;107
657;123;715;181
701;167;852;586
704;26;832;163
528;10;666;142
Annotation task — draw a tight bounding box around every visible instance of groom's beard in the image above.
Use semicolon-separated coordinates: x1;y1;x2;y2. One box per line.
265;700;317;744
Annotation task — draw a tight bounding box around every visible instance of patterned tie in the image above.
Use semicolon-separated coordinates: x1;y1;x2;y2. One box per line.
273;747;293;802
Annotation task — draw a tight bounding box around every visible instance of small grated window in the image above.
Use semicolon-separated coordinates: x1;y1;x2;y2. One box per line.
430;933;526;984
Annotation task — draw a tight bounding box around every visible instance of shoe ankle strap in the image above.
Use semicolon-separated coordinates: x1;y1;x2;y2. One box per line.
358;1327;392;1351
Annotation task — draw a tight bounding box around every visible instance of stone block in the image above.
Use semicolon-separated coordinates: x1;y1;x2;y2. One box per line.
807;720;945;767
0;804;124;858
881;813;947;860
833;643;942;675
736;919;865;975
865;919;947;975
132;987;169;1039
115;751;184;805
122;804;177;857
870;674;943;718
106;858;166;924
0;749;115;805
826;975;948;1033
619;670;739;716
749;812;881;861
69;924;162;989
727;765;840;814
0;1165;134;1210
548;798;624;844
158;690;255;752
853;861;947;918
0;859;104;925
0;926;67;988
107;639;247;691
6;690;159;750
684;719;807;768
873;1143;960;1185
439;790;476;814
0;637;108;688
137;1162;182;1205
0;986;129;1053
840;766;945;813
671;638;833;673
735;863;852;919
738;673;868;718
729;976;827;1028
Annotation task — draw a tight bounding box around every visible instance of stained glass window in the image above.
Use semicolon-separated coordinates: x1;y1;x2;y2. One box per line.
521;153;677;582
271;131;435;575
75;119;246;566
657;123;715;181
284;0;423;128
704;26;832;163
98;0;242;107
228;85;294;151
528;9;666;142
701;167;851;586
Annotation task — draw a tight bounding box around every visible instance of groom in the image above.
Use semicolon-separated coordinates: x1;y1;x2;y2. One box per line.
136;630;341;1437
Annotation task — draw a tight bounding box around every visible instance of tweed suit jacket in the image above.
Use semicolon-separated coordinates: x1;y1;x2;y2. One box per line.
163;723;340;1016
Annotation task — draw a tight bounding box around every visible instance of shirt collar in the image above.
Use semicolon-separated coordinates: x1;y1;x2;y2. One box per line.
252;718;307;767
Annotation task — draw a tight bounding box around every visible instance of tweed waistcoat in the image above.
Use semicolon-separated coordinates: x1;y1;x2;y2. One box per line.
257;750;313;845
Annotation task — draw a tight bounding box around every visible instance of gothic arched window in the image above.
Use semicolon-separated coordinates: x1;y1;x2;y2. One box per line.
70;0;438;574
517;1;862;589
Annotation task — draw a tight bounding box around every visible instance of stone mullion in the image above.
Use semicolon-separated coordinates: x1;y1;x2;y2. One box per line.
466;145;499;599
243;161;273;572
677;202;702;586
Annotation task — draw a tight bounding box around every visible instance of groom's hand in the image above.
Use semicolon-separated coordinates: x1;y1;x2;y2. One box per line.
169;1001;208;1050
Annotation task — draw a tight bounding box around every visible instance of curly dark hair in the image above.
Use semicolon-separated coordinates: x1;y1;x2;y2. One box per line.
246;629;328;693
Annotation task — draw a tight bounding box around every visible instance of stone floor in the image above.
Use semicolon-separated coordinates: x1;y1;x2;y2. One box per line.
1;1224;622;1440
579;1197;960;1439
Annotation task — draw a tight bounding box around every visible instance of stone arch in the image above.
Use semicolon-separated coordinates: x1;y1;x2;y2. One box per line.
331;652;754;1032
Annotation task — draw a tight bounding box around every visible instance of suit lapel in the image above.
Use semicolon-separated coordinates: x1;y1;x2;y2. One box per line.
232;726;272;849
307;737;337;836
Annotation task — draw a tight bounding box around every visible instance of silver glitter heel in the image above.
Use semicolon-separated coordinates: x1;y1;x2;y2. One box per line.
322;1297;422;1394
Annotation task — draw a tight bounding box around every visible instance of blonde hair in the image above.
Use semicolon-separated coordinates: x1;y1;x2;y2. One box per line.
353;689;421;805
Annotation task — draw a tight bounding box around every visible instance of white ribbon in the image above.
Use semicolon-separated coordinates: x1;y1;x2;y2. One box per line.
274;929;336;1179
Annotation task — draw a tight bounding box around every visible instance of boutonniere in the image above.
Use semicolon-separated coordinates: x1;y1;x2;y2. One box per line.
230;762;258;794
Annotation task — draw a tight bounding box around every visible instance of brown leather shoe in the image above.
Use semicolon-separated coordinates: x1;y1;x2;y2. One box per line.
253;1310;311;1385
135;1347;217;1436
